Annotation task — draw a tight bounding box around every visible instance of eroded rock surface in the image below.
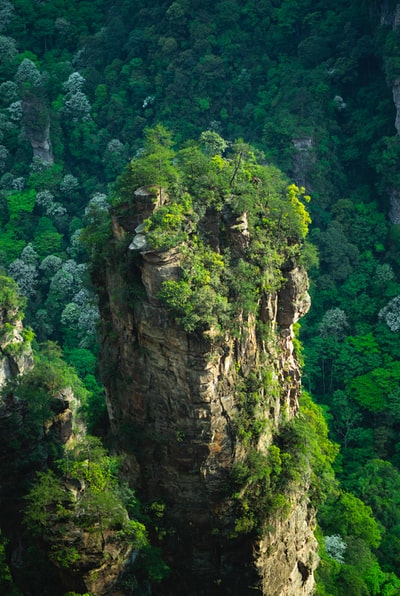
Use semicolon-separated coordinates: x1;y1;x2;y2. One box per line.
97;189;317;595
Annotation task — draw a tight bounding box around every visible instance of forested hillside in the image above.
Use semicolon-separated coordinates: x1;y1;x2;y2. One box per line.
0;0;400;594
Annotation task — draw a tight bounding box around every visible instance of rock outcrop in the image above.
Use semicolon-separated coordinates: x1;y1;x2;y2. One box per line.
382;2;400;223
22;95;54;164
0;310;33;390
96;184;318;595
291;137;315;189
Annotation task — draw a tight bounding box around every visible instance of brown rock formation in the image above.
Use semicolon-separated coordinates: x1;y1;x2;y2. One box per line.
22;94;54;164
96;189;318;595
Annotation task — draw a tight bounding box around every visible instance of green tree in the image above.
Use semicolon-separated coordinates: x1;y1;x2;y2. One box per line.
199;130;228;155
6;189;36;221
126;125;178;202
320;492;381;549
25;437;147;559
0;274;26;316
24;469;69;533
346;459;400;571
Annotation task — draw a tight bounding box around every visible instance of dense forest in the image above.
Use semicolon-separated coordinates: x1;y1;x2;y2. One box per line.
0;0;400;594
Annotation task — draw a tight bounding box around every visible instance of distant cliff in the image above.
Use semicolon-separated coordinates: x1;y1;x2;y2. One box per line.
93;133;335;595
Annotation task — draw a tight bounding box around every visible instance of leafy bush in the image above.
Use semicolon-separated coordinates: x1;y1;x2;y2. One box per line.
0;274;26;317
24;437;148;567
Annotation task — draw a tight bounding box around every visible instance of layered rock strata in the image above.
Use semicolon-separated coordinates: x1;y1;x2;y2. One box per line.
97;190;316;595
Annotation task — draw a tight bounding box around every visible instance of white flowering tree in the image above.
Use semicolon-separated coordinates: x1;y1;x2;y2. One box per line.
45;202;67;218
319;307;348;340
15;59;42;87
103;138;128;180
35;189;65;219
61;298;99;349
7;243;39;297
21;243;39;266
325;534;346;563
11;176;24;190
47;260;85;305
0;144;8;172
62;90;91;123
7;100;22;122
0;35;17;64
379;296;400;332
0;80;18;105
0;1;14;33
199;130;228;155
84;192;109;224
67;228;84;260
8;259;38;298
39;255;63;279
59;173;79;194
36;190;54;209
375;263;395;284
63;72;85;95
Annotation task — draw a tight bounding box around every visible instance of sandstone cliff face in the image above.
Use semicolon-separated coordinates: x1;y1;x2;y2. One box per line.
97;188;317;595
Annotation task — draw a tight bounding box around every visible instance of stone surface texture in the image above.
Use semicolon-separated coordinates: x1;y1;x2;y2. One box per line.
97;192;318;595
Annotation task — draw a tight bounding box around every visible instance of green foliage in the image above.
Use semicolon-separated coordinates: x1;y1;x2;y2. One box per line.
132;131;313;335
6;189;36;220
231;391;337;535
285;184;311;239
64;347;96;378
279;392;338;504
322;493;381;549
0;274;26;318
158;241;231;334
24;436;148;566
0;231;25;267
27;163;63;193
137;545;170;582
2;325;34;359
199;130;228;156
349;362;400;413
3;342;88;445
345;459;400;572
24;469;69;533
144;194;193;250
34;230;63;258
116;125;178;202
231;444;290;535
63;348;107;434
80;196;112;269
316;490;400;596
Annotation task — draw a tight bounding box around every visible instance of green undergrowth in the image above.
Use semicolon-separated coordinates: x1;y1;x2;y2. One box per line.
230;390;338;536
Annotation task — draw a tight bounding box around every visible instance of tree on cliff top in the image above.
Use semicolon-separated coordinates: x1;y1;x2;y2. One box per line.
111;127;313;336
117;125;177;201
